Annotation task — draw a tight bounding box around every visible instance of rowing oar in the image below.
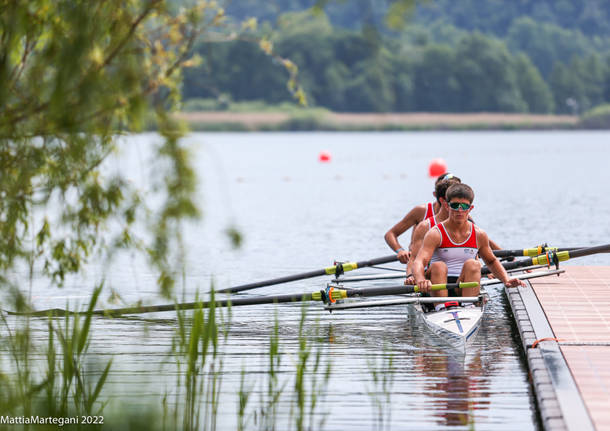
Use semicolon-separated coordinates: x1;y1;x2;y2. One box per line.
215;254;399;294
481;268;565;285
324;296;481;311
7;282;477;317
493;246;582;258
483;244;610;275
331;263;549;283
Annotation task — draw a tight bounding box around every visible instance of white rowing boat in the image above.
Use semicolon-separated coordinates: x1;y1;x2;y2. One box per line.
325;268;565;352
323;281;487;352
411;292;487;352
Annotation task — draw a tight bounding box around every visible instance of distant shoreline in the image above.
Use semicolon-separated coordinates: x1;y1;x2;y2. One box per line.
175;111;581;132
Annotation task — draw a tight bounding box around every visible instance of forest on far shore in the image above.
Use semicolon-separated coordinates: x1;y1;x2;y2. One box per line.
181;0;610;115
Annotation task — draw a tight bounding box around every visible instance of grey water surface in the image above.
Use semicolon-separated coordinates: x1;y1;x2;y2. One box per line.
8;131;610;430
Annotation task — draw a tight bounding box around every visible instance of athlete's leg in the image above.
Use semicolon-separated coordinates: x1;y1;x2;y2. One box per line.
457;258;481;297
429;261;448;298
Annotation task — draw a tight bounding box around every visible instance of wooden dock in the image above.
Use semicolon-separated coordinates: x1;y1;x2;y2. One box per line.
506;266;610;431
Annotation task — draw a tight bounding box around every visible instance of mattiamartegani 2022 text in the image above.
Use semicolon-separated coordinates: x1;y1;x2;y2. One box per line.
0;415;104;426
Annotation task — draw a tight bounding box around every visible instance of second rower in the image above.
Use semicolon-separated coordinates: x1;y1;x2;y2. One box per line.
385;173;459;264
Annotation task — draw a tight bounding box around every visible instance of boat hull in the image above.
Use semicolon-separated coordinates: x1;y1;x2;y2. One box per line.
412;298;486;352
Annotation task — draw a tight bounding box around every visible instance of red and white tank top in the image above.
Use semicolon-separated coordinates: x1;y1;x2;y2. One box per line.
423;202;435;221
429;222;478;277
427;212;438;229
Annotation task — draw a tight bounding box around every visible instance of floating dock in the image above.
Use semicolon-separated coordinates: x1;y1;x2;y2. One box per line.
506;266;610;431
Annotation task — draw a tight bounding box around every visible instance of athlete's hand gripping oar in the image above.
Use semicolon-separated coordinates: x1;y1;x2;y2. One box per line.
8;282;477;317
482;243;610;275
215;254;399;294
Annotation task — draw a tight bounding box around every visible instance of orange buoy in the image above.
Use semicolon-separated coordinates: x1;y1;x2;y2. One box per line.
318;151;331;162
428;158;447;178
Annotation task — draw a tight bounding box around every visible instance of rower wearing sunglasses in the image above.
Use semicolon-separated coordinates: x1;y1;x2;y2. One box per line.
405;181;503;285
384;172;459;264
411;183;525;308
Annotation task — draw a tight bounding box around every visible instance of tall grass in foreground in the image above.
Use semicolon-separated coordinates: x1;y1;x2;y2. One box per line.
235;306;332;431
166;291;226;431
0;291;395;430
367;346;396;431
0;285;111;429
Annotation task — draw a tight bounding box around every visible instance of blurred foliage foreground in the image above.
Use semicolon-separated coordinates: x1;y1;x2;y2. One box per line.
0;0;233;299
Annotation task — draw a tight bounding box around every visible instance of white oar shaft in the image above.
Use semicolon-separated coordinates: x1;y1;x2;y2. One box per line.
334;273;406;283
482;268;565;286
333;264;550;283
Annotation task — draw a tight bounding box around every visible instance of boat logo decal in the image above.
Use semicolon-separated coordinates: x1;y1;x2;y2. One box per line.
450;311;464;333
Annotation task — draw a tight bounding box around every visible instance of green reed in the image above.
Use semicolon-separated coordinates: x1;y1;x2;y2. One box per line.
234;306;333;431
290;305;332;431
168;290;226;431
0;284;111;429
366;346;396;431
237;367;254;431
0;288;409;431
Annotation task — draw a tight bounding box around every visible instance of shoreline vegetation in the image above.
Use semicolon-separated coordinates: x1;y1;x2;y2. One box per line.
175;110;583;132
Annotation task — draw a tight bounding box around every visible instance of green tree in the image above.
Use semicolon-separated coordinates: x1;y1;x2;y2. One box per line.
412;44;460;111
550;54;609;114
512;53;555;113
453;33;527;112
0;0;237;299
506;17;591;78
184;40;290;103
550;63;580;114
343;57;396;112
389;54;415;112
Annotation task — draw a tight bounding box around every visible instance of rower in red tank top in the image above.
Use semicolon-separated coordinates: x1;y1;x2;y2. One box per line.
405;177;459;282
384;173;460;264
430;222;478;278
412;183;526;303
423;202;435;221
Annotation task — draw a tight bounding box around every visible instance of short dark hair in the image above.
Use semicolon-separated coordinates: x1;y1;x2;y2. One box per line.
435;172;457;185
435;176;461;203
446;183;474;203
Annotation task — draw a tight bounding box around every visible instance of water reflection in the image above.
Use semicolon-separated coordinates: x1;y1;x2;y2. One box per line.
414;351;487;427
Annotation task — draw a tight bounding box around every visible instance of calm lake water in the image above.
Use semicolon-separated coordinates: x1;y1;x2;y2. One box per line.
5;131;610;430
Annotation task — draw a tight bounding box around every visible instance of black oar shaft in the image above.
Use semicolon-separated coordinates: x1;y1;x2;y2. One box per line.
566;244;610;258
217;254;398;294
493;247;581;258
483;244;610;275
15;282;473;317
16;292;319;317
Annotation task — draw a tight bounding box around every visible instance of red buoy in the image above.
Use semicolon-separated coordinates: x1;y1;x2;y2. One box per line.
428;158;447;178
318;151;331;162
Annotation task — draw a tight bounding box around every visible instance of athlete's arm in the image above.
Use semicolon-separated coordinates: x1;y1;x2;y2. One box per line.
406;220;429;282
384;205;425;264
489;238;501;251
412;228;441;293
477;229;525;288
